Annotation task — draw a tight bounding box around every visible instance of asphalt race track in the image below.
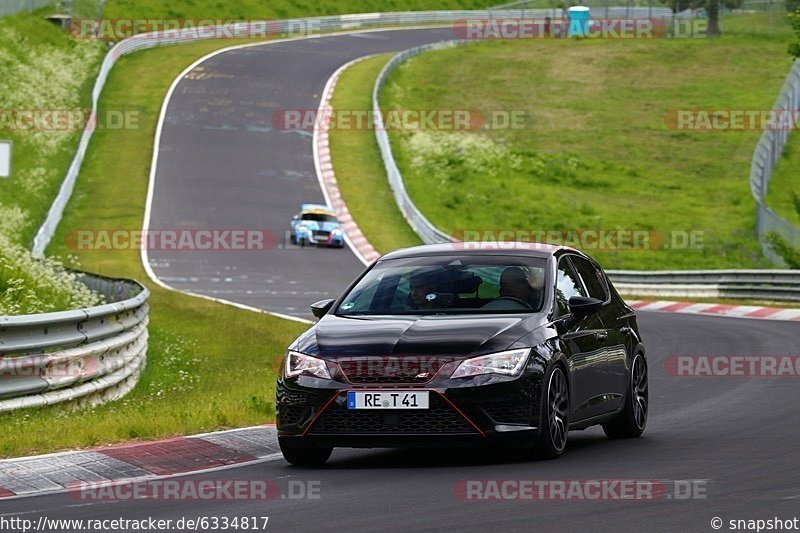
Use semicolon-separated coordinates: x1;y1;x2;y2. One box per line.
146;27;456;318
3;27;798;533
2;314;799;531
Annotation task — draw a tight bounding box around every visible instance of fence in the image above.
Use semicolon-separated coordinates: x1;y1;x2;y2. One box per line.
0;272;149;413
750;60;800;264
0;0;52;17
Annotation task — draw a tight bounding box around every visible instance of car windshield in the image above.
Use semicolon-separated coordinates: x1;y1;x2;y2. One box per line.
301;213;338;223
335;255;548;315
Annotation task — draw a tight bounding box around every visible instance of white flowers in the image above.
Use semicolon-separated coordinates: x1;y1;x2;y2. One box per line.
0;234;104;315
0;19;105;315
406;131;518;182
0;24;103;155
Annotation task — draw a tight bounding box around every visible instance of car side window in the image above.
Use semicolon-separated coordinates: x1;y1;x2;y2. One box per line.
570;256;608;302
555;257;586;316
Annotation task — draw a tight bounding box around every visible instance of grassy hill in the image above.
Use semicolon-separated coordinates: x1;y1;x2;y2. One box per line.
380;14;795;269
101;0;488;20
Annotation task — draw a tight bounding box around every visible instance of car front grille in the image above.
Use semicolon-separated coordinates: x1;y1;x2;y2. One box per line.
337;357;451;384
482;403;532;425
278;405;310;426
308;393;478;435
313;231;330;239
276;383;329;427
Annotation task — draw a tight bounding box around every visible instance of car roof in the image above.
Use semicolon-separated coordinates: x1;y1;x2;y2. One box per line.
379;242;581;261
300;203;336;215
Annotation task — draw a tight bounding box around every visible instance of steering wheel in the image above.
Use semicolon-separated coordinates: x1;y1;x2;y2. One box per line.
487;296;532;310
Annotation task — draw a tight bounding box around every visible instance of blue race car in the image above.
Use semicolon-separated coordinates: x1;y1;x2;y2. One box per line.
289;204;345;248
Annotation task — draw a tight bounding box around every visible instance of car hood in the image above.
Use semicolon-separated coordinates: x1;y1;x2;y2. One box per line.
319;221;341;231
293;313;547;359
298;221;340;231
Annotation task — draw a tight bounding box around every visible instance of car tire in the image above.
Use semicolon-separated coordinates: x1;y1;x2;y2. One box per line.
279;439;333;466
602;353;648;439
289;234;296;245
299;237;307;247
534;364;569;459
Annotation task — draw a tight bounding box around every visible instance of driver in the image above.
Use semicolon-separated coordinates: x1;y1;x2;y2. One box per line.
499;266;542;307
409;268;446;309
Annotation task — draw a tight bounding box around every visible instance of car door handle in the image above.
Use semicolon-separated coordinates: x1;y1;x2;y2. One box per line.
595;331;608;342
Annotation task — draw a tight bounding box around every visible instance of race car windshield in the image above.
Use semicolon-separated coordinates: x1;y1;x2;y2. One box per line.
301;213;338;223
335;255;548;315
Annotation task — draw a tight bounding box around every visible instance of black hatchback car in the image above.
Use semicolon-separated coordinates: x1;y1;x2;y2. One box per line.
276;243;648;465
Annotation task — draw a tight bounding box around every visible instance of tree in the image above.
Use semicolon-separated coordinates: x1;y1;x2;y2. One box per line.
665;0;744;36
789;10;800;59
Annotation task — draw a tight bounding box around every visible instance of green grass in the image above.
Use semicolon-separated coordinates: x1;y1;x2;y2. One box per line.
329;54;422;254
374;14;795;270
0;39;308;458
102;0;487;20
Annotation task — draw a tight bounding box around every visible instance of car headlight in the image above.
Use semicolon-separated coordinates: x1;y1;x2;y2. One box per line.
331;228;343;236
297;225;310;233
285;350;331;379
450;348;531;379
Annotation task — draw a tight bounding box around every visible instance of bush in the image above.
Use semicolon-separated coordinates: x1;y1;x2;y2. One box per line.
765;231;800;268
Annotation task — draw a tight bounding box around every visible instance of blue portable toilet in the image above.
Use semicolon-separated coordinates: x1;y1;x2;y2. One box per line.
567;6;590;38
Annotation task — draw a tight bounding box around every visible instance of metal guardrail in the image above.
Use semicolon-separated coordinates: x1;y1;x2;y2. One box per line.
0;273;149;413
750;60;800;265
372;41;468;245
32;8;686;256
607;270;800;301
372;41;800;302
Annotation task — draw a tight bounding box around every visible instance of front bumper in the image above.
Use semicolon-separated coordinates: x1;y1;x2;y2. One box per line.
297;231;344;247
276;370;545;448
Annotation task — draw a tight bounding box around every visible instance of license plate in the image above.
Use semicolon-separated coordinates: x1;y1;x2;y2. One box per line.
347;391;429;410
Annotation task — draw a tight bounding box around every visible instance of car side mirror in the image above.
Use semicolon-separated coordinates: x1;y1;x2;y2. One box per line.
568;296;604;316
292;215;299;221
310;299;335;319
